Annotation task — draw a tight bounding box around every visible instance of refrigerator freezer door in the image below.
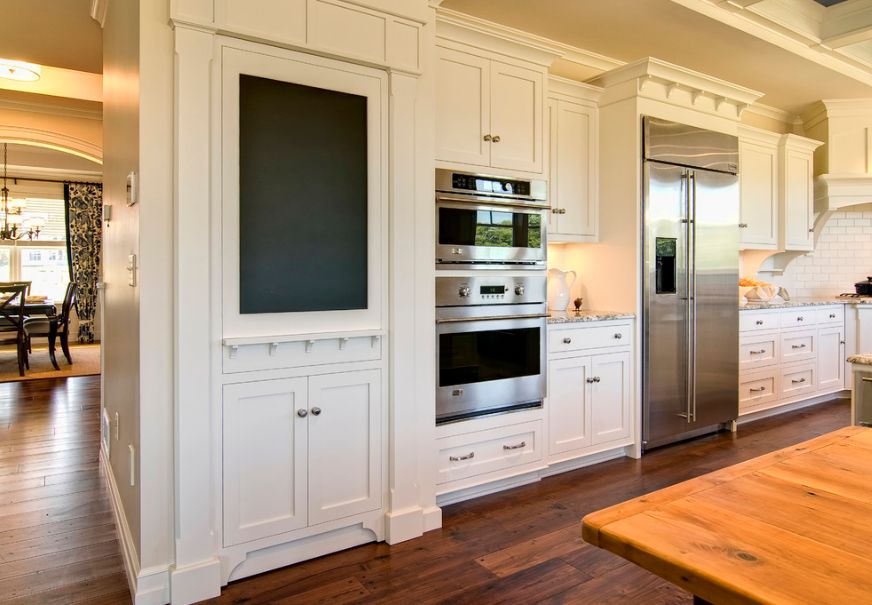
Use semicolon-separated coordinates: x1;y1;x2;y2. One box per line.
643;161;692;446
690;169;740;427
644;117;739;174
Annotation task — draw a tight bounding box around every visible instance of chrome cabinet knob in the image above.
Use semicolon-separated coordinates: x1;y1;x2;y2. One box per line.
593;376;601;383
563;337;572;344
483;134;492;142
551;208;560;214
586;377;595;383
459;286;471;297
310;407;322;416
755;320;764;325
297;409;308;418
739;223;748;228
515;285;525;295
492;135;501;143
614;333;622;339
797;316;804;321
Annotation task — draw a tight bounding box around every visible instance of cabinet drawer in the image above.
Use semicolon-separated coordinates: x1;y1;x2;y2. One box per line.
739;371;778;413
780;363;816;400
548;323;631;354
816;306;844;325
739;311;779;333
739;335;778;371
779;329;816;364
779;309;815;329
436;420;543;485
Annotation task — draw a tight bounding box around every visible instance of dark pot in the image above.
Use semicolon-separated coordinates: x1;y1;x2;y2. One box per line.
856;277;872;296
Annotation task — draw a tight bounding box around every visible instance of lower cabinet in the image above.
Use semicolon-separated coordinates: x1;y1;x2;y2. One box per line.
818;325;845;392
222;369;382;546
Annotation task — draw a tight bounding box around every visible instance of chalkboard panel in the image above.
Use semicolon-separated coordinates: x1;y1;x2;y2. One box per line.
239;74;368;314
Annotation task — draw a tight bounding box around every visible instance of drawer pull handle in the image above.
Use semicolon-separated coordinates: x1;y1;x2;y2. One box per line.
792;378;807;384
750;386;766;392
792;344;807;350
502;441;526;451
449;452;475;462
755;320;764;326
614;333;623;339
829;314;837;319
749;349;766;355
862;377;872;383
563;337;572;344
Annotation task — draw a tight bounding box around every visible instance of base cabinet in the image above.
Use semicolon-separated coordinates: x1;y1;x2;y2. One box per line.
223;370;382;546
818;326;846;393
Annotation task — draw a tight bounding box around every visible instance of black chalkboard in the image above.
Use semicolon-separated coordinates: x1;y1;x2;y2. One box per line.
239;74;368;314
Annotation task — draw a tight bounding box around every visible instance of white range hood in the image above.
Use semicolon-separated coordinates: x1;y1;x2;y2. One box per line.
803;99;872;212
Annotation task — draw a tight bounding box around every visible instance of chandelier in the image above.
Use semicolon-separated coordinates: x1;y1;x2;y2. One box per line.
0;144;40;241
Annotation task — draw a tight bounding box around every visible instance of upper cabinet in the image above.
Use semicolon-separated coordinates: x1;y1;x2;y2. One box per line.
436;43;545;174
547;78;602;242
738;126;779;250
780;134;822;252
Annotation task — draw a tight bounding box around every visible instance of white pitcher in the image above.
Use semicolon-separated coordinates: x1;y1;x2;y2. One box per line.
547;268;577;312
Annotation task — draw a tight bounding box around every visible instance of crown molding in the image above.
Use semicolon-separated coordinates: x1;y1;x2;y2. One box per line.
802;98;872;129
90;0;108;28
6;163;102;182
0;96;102;121
738;122;783;144
548;75;603;103
780;132;824;152
744;101;795;124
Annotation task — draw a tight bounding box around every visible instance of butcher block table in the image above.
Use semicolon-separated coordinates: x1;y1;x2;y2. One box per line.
582;427;872;605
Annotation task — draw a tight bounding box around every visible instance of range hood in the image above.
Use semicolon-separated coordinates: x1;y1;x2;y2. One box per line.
803;99;872;212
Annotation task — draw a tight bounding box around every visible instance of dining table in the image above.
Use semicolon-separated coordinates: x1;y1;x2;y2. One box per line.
582;426;872;605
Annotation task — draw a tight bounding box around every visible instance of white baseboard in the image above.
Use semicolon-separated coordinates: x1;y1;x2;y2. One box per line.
422;505;442;532
540;447;626;478
385;505;425;544
436;471;541;507
170;558;222;605
101;450;171;605
738;390;850;425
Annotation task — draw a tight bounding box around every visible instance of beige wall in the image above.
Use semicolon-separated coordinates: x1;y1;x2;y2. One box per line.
102;0;142;558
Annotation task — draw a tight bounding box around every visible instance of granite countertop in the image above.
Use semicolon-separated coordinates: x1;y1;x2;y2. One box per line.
740;297;872;310
548;310;635;324
848;354;872;366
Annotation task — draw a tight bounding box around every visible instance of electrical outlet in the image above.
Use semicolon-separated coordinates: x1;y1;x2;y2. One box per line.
101;409;111;455
126;254;136;287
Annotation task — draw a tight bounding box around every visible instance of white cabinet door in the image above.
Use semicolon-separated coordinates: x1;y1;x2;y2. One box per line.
223;378;309;546
308;370;382;525
435;46;491;168
818;326;845;393
781;144;815;251
549;98;596;240
548;356;592;457
738;140;778;249
590;352;631;445
489;60;543;173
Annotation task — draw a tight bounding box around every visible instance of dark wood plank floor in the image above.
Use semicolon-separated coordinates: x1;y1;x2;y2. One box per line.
202;398;850;605
0;376;130;605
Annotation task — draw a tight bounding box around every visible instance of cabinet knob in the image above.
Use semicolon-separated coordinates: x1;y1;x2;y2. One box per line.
563;337;572;344
492;135;501;143
739;223;748;228
559;208;567;214
310;407;322;416
552;207;560;214
808;228;814;233
483;134;492;142
297;409;308;418
594;376;601;383
614;333;623;339
586;377;595;384
755;320;764;325
830;314;837;319
797;316;804;321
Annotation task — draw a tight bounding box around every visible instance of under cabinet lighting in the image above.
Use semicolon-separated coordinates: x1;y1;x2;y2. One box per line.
0;59;41;82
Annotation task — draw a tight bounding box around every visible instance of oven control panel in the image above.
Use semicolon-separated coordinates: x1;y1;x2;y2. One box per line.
436;276;546;307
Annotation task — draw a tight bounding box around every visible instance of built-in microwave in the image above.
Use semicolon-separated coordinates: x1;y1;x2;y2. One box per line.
435;169;548;269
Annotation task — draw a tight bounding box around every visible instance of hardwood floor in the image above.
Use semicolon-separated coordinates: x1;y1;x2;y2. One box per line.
203;398;850;605
0;376;130;605
0;376;850;605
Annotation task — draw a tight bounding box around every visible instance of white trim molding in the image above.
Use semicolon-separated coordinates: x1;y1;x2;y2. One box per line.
0;125;103;163
90;0;109;27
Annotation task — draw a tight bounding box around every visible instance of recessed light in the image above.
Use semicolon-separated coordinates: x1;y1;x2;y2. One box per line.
0;59;41;82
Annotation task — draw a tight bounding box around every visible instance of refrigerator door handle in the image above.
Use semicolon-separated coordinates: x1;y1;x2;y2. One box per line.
687;171;698;423
680;171;693;424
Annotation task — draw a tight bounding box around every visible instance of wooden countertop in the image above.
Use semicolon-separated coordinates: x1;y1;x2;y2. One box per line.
582;426;872;604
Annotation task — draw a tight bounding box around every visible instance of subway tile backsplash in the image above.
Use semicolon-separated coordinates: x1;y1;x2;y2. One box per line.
780;211;872;297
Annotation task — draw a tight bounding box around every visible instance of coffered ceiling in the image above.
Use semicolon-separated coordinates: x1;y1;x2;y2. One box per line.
441;0;872;115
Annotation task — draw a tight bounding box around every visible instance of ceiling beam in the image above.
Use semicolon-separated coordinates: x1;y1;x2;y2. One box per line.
0;66;101;103
821;3;872;48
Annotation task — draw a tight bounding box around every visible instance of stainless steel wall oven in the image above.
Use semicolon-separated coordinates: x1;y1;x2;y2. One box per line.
435;275;547;424
435;169;548;269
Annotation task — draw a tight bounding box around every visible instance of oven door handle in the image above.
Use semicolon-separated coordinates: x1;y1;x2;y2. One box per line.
436;313;550;324
436;194;550;211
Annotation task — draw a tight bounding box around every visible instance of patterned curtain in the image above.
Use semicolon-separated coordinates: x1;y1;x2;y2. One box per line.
64;183;103;343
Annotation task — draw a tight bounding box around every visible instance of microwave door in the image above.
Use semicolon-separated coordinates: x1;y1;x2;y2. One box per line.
436;202;545;266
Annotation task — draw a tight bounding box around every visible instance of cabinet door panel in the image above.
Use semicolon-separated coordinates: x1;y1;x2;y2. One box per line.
548;356;592;457
223;378;308;546
783;150;813;251
550;99;595;237
308;370;382;525
490;60;542;173
818;326;845;393
435;47;490;167
591;352;631;445
739;141;777;248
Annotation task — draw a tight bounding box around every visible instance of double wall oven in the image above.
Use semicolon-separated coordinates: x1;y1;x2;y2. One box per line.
435;170;549;424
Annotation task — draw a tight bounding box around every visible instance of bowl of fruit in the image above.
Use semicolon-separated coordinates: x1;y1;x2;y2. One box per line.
739;277;777;303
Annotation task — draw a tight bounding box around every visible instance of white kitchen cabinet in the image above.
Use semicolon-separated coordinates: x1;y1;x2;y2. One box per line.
223;370;381;546
818;325;845;393
780;134;823;252
547;321;633;462
436;43;544;174
738;126;779;249
590;352;632;445
547;77;601;242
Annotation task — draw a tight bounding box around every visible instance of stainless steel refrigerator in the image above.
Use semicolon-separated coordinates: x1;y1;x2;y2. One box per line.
642;117;739;450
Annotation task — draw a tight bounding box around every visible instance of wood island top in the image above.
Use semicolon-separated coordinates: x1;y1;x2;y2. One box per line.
582;426;872;605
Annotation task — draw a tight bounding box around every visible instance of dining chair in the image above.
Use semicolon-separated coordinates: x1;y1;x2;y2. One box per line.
25;282;76;370
0;281;32;296
0;284;30;376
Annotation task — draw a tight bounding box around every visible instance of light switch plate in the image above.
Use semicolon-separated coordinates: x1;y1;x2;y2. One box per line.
127;254;136;287
126;171;137;206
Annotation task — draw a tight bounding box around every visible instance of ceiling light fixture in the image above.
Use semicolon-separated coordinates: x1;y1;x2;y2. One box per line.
0;59;41;82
